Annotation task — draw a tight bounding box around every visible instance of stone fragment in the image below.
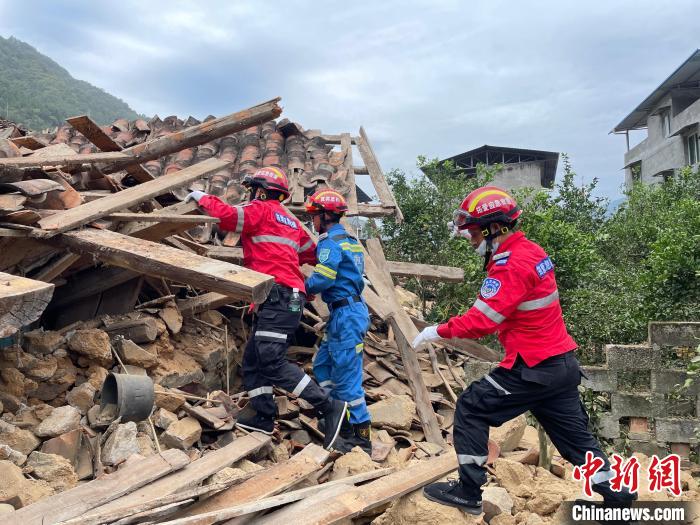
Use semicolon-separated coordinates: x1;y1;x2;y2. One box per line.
372;488;477;524
0;368;26;398
34;405;81;437
0;460;27;507
159;303;183;334
31;356;77;401
24;355;58;381
270;442;289;463
199;310;225;326
136;433;155;457
40;429;82;467
490;414;527;453
330;446;379;481
102;422;139;466
0;392;20;413
0;503;14;514
0;400;3;414
526;492;563;515
161;416;201;450
153;408;178;430
233;458;264;474
153;386;186;412
518;425;539;450
0;421;40;455
26;451;78;492
491;514;517;525
0;444;27;466
207;466;246;486
22;330;64;355
65;382;96;414
492;458;533;492
86;365;109;390
151;351;204;388
68;329;113;367
116;339;158;368
483;486;514;521
368;395;416;430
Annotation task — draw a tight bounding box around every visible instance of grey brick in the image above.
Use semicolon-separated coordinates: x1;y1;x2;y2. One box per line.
611;393;655;417
650;369;698;394
655;418;700;444
605;345;659;370
581;366;618;392
596;413;620;440
649;322;700;348
627;439;667;457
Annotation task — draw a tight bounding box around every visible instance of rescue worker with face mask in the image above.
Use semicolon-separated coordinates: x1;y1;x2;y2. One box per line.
186;167;349;451
412;186;637;515
303;189;372;454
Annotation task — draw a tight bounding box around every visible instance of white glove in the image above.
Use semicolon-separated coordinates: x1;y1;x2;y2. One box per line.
447;221;471;239
411;325;442;349
185;190;206;203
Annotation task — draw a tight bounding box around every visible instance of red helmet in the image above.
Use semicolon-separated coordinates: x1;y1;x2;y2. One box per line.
453;186;521;230
305;189;348;215
242;167;289;196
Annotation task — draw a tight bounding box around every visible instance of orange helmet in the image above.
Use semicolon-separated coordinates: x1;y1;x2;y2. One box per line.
453;186;521;230
305;189;348;215
242;167;289;196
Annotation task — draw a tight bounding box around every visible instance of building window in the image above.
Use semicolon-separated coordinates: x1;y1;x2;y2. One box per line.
685;133;699;165
661;111;671;137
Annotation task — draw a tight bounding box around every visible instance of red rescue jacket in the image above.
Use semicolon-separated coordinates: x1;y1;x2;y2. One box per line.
198;195;316;292
437;231;577;368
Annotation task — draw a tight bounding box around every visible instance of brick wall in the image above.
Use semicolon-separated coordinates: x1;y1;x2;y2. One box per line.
463;322;700;463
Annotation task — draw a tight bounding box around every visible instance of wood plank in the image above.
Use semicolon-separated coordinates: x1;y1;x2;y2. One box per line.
58;229;274;304
2;449;189;525
386;261;464;283
37;157;228;233
177;292;232;317
257;453;457;525
340;133;359;216
33;253;81;282
364;238;444;445
411;315;501;362
0;150;129;168
287;203;396;218
107;212;219;224
177;444;329;524
50;265;137;308
10;135;47;150
86;433;271;518
66;115;153;183
356;127;402;221
0;272;54;338
160;468;393;525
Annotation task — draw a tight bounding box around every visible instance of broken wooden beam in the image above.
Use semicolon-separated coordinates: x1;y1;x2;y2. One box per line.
107;212;219;224
161;468;394;525
257;453;457;525
84;433;271;518
356;126;403;221
0;100;283;175
58;229;274;304
177;292;232;317
3;449;189;525
363;239;444;446
0;272;54;338
177;444;329;524
386;261;464;282
340;133;359;216
36;157;228;234
412;315;501;362
66;115;154;183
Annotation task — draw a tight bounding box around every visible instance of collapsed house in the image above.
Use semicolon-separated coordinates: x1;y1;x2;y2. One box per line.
0;98;697;524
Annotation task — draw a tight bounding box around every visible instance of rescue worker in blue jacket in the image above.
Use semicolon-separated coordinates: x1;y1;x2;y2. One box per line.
304;189;372;453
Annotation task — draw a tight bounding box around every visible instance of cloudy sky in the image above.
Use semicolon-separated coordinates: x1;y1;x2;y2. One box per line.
1;0;699;199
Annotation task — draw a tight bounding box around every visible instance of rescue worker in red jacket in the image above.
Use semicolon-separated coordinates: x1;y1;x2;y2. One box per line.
186;167;349;451
413;186;636;514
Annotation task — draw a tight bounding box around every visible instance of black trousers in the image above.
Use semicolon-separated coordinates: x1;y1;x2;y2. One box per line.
242;284;329;418
455;351;612;499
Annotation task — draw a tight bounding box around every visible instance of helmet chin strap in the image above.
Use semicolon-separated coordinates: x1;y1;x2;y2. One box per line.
480;224;509;270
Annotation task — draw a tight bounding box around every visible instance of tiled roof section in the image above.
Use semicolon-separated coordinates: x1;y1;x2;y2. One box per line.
37;116;364;207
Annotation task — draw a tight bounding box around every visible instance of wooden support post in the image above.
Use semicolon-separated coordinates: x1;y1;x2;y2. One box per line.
340;133;359;216
363;239;444;445
0;272;54;338
58;229;274;304
66;115;154;183
356;127;403;221
36;157;229;234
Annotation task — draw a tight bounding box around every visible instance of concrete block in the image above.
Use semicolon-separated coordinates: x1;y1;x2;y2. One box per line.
605;344;658;370
649;322;700;348
655;418;699;444
651;369;700;395
627;439;667;458
628;417;650;441
597;413;620;440
581;366;617;392
611;393;654;417
464;361;497;387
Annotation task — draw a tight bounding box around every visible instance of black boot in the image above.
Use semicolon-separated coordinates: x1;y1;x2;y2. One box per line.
318;414;353;439
335;421;372;454
236;408;275;435
423;479;482;515
592;480;638;505
320;399;349;450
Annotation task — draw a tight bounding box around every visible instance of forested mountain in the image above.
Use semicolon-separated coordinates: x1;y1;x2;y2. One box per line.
0;35;140;130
